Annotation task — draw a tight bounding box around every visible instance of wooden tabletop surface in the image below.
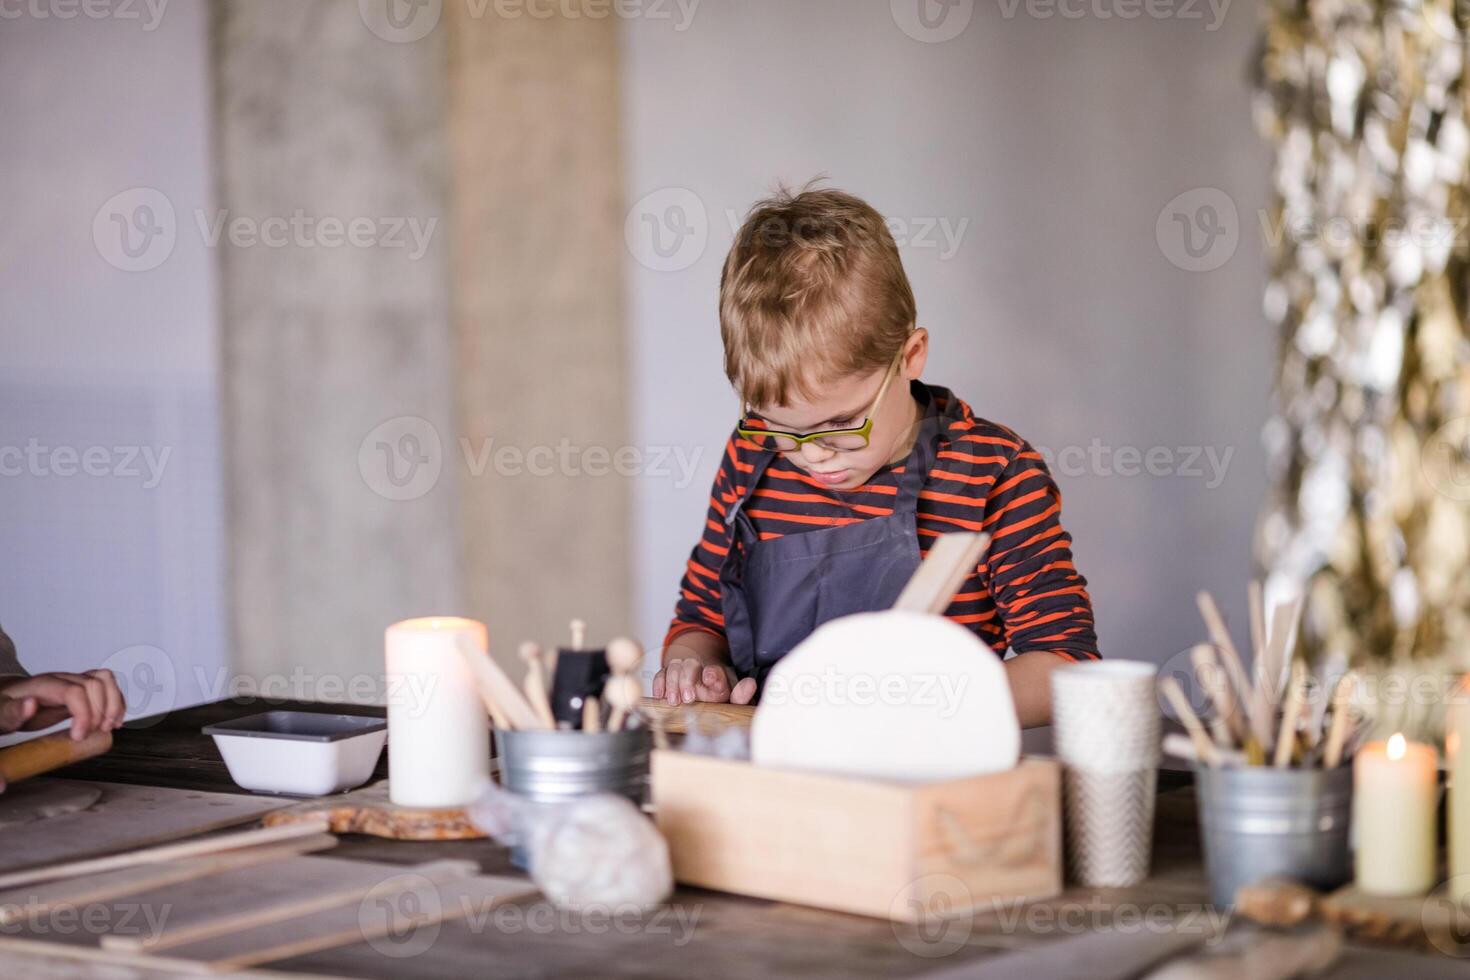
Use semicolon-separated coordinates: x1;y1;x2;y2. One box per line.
23;698;1448;979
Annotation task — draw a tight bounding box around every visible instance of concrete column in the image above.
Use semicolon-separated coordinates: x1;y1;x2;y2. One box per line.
214;0;461;689
446;6;632;660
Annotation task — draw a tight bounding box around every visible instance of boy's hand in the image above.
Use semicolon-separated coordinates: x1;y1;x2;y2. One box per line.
0;671;126;740
653;659;756;706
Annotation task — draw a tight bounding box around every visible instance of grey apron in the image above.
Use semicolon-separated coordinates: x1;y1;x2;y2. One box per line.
719;389;951;697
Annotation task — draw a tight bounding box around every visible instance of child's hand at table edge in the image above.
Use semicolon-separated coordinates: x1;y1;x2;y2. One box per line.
0;670;126;739
653;658;757;706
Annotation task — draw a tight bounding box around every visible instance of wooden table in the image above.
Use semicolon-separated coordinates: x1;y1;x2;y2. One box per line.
16;698;1448;979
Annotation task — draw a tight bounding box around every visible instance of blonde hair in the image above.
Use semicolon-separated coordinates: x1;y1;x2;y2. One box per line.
720;184;916;408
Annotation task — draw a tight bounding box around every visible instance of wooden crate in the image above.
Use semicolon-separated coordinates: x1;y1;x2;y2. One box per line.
651;750;1061;921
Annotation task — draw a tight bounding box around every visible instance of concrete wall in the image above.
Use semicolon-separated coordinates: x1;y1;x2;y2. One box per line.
0;1;228;716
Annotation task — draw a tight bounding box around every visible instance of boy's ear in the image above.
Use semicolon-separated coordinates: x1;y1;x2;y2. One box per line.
902;327;930;379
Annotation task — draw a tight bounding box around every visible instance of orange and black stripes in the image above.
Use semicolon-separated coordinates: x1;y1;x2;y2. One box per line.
664;385;1100;662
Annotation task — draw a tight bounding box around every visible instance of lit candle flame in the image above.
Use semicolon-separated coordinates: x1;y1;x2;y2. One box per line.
1387;732;1406;760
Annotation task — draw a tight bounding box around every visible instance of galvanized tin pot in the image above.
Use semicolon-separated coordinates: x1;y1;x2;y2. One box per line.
1194;764;1353;908
497;727;651;807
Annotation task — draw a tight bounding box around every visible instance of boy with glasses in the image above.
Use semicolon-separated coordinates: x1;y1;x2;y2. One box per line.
654;187;1099;726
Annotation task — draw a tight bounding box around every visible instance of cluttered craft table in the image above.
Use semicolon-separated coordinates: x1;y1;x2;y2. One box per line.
0;698;1458;979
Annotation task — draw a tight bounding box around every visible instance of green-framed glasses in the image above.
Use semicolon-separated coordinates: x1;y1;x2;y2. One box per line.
737;350;904;453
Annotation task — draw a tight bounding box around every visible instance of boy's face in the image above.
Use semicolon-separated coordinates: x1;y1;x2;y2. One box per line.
751;329;929;491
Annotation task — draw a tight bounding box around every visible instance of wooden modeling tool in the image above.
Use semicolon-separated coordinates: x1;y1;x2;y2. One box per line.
1196;590;1272;750
1273;660;1307;768
892;532;990;614
1160;676;1220;767
582;696;602;733
605;676;641;732
0;729;112;786
519;640;556;729
1190;644;1236;749
569;619;587;651
1322;671;1357;768
455;633;542;731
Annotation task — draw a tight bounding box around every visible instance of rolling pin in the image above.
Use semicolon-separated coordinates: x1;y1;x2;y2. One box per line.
0;729;113;785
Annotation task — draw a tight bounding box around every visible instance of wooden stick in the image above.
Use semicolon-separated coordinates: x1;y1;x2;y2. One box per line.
1191;644;1239;748
1249;579;1267;687
1273;660;1307;768
1160;676;1220;766
1264;594;1303;704
0;833;337;926
569;619;586;651
1322;671;1357;768
518;641;556;729
1163;732;1246;766
455;633;541;731
892;532;991;615
0;818;330;891
1197;590;1273;750
0;730;113;785
582;696;602;733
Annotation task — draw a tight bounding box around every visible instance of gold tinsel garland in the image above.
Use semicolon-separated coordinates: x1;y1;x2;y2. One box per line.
1254;0;1470;685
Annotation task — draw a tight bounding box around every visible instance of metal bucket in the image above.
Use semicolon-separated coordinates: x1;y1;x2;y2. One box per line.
1195;764;1353;908
498;728;650;807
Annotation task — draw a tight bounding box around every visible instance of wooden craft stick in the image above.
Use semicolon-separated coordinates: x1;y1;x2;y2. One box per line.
1163;733;1246;767
1322;671;1357;768
1191;644;1239;748
1197;590;1272;750
569;618;586;651
1273;660;1307;768
454;633;541;731
582;696;602;733
0;817;331;891
518;641;556;729
0;730;112;785
892;532;991;615
1160;676;1220;767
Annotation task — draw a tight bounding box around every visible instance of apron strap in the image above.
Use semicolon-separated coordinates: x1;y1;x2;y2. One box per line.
724;449;777;528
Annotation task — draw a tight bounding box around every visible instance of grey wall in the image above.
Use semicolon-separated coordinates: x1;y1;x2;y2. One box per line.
0;1;228;717
622;0;1274;667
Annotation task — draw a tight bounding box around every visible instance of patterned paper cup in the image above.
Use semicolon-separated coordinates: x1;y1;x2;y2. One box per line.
1051;660;1162;773
1063;766;1158;888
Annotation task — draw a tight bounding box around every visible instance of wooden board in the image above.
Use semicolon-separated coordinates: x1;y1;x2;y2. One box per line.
0;779;291;874
162;872;539;969
638;698;754;734
101;856;477;953
0;833;338;925
0;870;539;971
262;780;484;840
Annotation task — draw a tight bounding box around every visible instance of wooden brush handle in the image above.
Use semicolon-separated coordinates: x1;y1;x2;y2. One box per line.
0;729;113;784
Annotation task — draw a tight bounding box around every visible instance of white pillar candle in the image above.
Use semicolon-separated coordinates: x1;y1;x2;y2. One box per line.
1449;676;1470;904
1354;733;1438;896
385;616;491;807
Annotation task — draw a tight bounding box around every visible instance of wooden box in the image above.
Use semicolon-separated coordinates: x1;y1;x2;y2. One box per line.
651;750;1061;921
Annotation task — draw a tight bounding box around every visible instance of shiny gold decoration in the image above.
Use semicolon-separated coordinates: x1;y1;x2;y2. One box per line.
1254;0;1470;694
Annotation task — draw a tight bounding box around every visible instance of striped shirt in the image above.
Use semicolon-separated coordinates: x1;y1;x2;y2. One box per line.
663;382;1100;663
